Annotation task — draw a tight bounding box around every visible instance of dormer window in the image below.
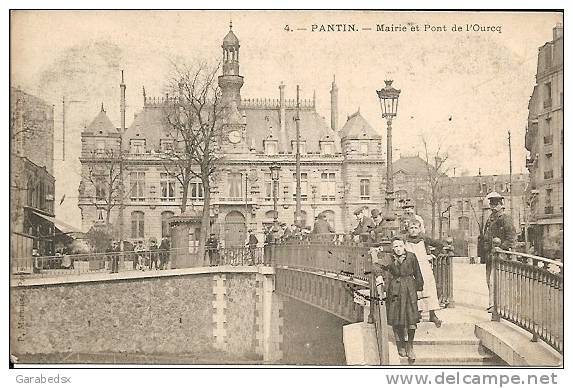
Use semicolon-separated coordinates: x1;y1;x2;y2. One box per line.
95;139;106;155
321;141;334;155
291;140;306;155
264;139;278;155
359;141;369;154
130;139;146;154
160;139;174;152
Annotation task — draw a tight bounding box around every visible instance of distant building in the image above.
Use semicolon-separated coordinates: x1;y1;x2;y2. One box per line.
525;23;563;258
392;155;528;256
78;24;386;247
10;87;56;258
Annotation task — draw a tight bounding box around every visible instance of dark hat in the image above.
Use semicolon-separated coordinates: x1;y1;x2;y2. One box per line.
354;208;364;216
403;199;415;209
280;222;287;227
371;209;381;218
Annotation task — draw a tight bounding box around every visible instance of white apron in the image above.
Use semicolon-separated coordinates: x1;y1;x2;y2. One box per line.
405;240;441;312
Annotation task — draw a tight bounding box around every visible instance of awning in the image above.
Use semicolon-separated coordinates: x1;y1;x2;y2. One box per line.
32;211;83;234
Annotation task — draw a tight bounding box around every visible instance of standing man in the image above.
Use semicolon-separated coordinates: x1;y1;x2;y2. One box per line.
483;191;516;313
206;233;220;266
312;212;335;239
352;207;375;243
401;199;426;235
246;230;259;265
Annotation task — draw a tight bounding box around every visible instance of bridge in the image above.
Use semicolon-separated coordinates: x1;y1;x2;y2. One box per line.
10;238;563;366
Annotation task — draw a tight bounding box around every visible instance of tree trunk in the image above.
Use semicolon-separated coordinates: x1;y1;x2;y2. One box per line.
431;199;436;239
180;176;190;214
198;178;211;266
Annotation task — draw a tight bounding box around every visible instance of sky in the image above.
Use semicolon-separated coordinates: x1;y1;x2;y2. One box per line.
10;10;563;228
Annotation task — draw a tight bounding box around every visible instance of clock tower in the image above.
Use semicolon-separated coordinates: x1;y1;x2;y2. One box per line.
218;20;244;108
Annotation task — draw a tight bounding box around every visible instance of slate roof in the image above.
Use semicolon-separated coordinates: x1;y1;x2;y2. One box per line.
242;107;341;153
121;105;167;150
338;110;381;140
392;156;432;176
85;106;117;134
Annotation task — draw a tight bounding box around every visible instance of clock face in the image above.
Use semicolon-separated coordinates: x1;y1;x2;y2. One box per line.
228;130;241;144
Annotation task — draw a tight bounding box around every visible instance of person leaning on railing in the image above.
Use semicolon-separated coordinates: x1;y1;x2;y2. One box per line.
483;191;516;313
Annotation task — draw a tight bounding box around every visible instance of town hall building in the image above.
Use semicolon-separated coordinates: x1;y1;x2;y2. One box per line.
78;24;387;247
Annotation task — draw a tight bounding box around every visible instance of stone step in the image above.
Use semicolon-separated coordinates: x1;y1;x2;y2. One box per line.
396;344;502;366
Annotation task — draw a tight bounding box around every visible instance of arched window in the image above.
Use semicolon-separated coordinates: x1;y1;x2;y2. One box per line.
161;211;174;237
131;211;145;239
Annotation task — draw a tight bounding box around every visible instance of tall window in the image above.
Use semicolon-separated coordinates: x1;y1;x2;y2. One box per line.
130;139;146;154
95;139;106;155
229;173;243;199
321;172;336;201
190;181;204;200
359;141;369;154
160;173;176;202
292;173;308;201
264;173;272;201
95;179;107;201
131;211;145;239
161;211;174;237
458;216;470;231
129;172;145;201
360;179;370;200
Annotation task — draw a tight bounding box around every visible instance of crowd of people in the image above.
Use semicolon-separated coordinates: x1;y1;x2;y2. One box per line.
368;192;515;363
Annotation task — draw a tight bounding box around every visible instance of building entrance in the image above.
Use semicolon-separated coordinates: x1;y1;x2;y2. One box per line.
224;211;247;248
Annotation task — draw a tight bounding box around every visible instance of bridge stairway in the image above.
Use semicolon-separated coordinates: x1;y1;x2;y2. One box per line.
389;308;506;366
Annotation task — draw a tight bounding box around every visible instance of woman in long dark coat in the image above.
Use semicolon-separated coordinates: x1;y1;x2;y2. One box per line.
386;236;424;362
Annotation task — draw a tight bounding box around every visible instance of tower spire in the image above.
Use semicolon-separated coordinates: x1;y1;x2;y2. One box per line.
330;74;339;131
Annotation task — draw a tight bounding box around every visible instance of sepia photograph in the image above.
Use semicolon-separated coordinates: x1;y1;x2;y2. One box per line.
9;9;563;369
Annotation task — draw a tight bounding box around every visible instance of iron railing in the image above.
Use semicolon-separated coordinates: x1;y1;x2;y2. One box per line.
207;247;266;266
491;239;563;353
11;248;185;278
431;249;455;307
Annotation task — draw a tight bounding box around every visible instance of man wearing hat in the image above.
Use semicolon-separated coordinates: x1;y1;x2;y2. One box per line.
483;191;516;313
401;199;426;235
352;207;375;242
312;212;335;240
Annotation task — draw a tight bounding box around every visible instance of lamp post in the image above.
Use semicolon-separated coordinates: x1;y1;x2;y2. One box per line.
376;80;401;215
270;163;281;226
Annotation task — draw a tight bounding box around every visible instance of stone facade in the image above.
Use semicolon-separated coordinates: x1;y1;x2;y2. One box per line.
524;23;563;258
10;88;56;258
11;269;281;361
77;24;386;248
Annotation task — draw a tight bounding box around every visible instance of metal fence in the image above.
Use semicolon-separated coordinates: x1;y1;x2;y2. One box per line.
207;247;266;266
11;248;184;278
492;242;563;353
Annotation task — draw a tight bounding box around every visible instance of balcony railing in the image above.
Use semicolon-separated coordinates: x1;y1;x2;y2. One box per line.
491;241;563;353
544;206;554;215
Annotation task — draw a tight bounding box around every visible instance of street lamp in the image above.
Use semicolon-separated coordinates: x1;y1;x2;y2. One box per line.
270;163;281;226
376;80;401;214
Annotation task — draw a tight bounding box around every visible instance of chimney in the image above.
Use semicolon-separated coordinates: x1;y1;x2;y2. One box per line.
120;70;126;133
553;22;563;40
330;75;338;131
279;82;286;132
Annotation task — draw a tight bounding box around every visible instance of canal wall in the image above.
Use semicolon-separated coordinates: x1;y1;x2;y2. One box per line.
10;267;282;362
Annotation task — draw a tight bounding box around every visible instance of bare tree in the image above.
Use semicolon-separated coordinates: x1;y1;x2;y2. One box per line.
422;137;449;239
162;60;225;261
81;149;123;230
